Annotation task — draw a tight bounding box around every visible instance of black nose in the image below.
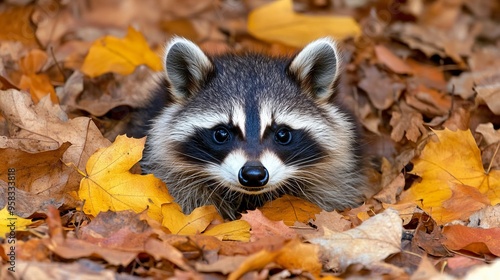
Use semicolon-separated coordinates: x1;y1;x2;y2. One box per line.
238;163;269;187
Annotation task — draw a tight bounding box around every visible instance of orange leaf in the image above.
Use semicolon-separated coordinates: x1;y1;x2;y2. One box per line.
443;225;500;256
259;195;322;226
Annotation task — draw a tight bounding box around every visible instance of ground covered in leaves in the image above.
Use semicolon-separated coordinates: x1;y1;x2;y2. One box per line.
1;0;500;279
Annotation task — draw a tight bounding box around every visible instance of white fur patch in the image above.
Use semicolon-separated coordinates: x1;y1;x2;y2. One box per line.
232;105;246;137
260;150;295;185
208;149;246;187
259;103;273;138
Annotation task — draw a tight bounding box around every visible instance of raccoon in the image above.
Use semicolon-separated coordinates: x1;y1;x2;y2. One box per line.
127;37;368;219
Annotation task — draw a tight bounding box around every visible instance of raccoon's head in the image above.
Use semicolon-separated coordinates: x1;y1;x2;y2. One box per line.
144;37;366;219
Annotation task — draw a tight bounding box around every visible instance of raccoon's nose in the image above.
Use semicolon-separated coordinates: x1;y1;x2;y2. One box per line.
238;162;269;187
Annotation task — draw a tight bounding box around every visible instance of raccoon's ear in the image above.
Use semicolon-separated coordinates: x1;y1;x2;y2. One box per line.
289;38;340;100
164;37;213;99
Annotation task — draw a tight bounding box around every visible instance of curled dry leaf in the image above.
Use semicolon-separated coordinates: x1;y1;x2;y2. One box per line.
79;135;173;222
309;208;402;271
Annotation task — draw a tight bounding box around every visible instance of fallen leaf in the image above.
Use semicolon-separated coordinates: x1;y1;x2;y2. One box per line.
78;210;153;251
17;49;58;104
0;89;111;201
0;207;32;236
44;206;137;266
406;83;452;117
309;208;402;271
359;65;405;110
476;123;500;146
398;129;500;224
0;5;37;47
410;256;449;280
196;255;248;275
161;203;221;235
144;238;192;271
228;238;321;280
0;181;63;218
374;45;413;74
468;205;500;229
274;239;321;277
259;194;322;226
203;220;251;241
475;73;500;115
81;27;162;78
79;135;173;221
241;209;297;241
247;0;360;47
443;224;500;256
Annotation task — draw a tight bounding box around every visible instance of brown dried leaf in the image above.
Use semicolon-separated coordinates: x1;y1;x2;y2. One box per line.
358;65;404;110
406;83;452;117
79;210;154;251
390;102;427;142
0;89;110;199
241;209;297;241
374;45;413;74
310;208;402;271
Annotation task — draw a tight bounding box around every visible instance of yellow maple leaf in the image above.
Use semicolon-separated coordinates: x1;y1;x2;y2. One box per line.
248;0;360;48
78;135;173;222
161;203;222;235
81;27;162;77
398;129;500;224
0;207;32;236
259;195;322;226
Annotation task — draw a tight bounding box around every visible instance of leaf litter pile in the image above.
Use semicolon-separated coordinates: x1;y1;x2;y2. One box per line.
1;0;500;279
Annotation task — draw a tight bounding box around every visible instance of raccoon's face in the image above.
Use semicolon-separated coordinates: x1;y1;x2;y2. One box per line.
144;37;365;218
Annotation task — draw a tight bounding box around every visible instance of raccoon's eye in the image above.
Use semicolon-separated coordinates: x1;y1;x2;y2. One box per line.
213;127;230;144
274;128;292;145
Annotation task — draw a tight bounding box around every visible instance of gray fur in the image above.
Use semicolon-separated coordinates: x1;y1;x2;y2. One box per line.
133;37;368;219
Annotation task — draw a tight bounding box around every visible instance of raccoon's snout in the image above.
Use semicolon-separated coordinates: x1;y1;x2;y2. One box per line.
238;162;269;187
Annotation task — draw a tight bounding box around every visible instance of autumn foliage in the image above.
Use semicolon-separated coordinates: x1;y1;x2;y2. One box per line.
1;0;500;279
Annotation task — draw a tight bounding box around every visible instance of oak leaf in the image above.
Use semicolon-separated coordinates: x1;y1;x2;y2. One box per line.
259;194;322;226
248;0;360;48
398;129;500;224
309;208;402;271
78;135;173;222
81;27;162;77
